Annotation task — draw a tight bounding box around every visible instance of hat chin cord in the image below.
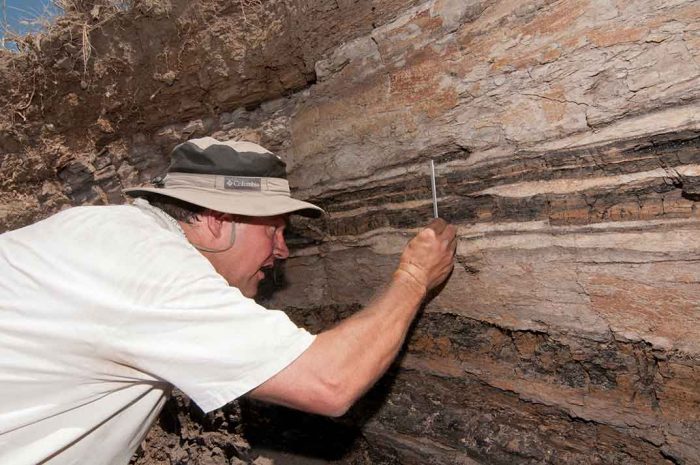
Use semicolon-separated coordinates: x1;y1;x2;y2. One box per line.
192;223;237;253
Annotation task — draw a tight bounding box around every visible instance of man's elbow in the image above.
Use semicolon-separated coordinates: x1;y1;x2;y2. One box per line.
312;377;356;417
318;399;351;418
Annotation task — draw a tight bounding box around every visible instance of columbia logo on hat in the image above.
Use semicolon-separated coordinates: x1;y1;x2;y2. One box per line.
224;177;262;191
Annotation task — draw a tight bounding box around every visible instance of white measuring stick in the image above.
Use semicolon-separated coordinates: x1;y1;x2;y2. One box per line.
430;160;438;218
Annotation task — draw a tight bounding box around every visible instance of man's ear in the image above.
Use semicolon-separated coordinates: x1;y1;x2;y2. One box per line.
184;211;237;253
202;210;234;241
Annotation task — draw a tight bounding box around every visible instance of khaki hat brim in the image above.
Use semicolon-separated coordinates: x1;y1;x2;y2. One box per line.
123;186;324;218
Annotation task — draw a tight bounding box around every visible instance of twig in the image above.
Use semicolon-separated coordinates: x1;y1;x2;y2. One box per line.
16;85;35;111
81;21;90;75
2;0;6;49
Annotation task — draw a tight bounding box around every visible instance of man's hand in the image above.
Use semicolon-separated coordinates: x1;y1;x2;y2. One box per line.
395;218;457;294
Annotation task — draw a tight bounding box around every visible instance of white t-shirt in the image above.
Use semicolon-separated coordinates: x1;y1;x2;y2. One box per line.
0;203;315;465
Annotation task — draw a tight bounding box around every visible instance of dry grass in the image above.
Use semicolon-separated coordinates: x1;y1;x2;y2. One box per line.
1;0;141;83
0;0;277;129
3;0;269;54
1;0;63;49
1;1;139;53
238;0;264;27
0;1;119;126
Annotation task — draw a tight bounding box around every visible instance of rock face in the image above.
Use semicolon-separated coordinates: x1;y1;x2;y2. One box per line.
1;0;699;464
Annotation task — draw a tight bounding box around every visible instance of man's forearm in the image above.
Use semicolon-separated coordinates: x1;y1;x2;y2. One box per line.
311;270;427;410
248;271;426;416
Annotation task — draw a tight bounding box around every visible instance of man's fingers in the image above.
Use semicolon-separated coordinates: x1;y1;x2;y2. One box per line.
425;220;456;246
401;219;458;291
426;218;448;235
448;233;457;252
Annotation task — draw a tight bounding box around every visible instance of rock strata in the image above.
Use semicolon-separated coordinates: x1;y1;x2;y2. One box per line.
0;0;698;463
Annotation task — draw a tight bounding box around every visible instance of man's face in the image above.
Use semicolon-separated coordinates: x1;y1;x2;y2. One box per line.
218;215;289;298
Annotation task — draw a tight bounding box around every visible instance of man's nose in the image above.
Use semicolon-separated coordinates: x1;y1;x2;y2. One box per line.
273;230;289;259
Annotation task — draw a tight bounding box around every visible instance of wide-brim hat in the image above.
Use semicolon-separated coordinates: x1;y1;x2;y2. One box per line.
123;137;324;218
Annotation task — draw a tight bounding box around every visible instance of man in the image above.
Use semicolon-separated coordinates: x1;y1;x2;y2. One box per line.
0;137;456;464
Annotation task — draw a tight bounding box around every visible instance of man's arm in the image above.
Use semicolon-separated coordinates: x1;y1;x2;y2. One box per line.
249;218;457;416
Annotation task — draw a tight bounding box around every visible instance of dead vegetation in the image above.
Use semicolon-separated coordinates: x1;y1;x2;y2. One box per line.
0;0;290;145
0;0;414;229
0;0;313;234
